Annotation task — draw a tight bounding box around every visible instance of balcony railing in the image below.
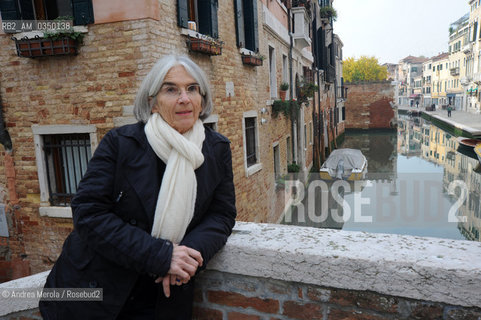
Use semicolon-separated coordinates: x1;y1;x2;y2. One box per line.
473;72;481;84
450;67;460;76
463;43;472;54
325;65;335;83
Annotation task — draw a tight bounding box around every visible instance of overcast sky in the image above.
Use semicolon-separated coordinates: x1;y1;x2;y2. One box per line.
333;0;470;64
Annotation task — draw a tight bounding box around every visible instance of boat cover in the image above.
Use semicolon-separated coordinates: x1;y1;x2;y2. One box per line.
322;149;365;170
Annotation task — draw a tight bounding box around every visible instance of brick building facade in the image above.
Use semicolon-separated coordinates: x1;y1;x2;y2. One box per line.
0;0;343;278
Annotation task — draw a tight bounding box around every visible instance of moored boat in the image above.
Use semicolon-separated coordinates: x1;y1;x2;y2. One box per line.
457;137;481;149
475;143;481;165
319;148;368;181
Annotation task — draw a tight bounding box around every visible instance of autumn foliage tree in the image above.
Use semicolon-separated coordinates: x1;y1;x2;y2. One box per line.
343;56;387;83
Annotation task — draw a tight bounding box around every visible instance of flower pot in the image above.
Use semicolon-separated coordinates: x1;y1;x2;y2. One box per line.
241;55;263;66
15;37;79;58
279;90;287;101
188;37;222;56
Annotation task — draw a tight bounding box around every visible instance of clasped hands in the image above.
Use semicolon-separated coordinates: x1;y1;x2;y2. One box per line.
155;244;203;298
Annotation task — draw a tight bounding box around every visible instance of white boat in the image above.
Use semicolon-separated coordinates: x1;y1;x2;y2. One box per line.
319;148;368;181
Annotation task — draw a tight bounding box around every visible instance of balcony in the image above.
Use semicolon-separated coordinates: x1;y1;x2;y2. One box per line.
450;67;460;76
463;43;472;54
325;65;335;83
473;72;481;85
291;7;311;49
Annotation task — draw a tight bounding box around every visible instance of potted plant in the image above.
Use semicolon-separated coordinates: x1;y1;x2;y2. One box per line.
319;5;337;21
279;82;289;100
241;53;264;66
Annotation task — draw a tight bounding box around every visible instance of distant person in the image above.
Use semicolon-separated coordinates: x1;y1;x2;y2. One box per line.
410;100;414;107
416;101;419;108
447;104;452;117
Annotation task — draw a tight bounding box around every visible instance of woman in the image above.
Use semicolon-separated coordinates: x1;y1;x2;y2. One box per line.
39;55;237;319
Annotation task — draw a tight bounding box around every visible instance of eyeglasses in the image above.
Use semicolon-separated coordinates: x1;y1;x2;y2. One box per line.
159;84;201;98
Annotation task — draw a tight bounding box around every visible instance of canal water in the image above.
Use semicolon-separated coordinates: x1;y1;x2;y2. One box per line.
283;114;481;241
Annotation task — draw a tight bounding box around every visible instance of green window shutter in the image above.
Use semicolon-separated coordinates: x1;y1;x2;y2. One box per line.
0;0;20;20
198;0;218;38
244;0;259;51
71;0;94;25
177;0;188;28
234;0;245;47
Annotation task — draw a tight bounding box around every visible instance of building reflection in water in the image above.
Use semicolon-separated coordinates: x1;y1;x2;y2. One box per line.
282;114;481;241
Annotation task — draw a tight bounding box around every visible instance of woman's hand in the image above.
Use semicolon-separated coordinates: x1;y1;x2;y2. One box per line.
155;244;203;297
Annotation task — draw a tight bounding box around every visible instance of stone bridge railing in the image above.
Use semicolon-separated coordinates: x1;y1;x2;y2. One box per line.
1;222;481;319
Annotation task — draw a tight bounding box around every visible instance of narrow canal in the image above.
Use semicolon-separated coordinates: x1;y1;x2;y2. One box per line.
283;114;481;241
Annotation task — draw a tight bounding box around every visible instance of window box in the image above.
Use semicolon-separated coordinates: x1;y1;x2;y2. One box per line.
241;54;263;66
187;37;223;56
14;36;79;58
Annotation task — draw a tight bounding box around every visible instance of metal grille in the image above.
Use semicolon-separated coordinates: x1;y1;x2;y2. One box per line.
245;117;257;167
43;134;92;206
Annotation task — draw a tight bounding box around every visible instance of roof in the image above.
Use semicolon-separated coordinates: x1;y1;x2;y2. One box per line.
400;55;427;64
432;52;449;62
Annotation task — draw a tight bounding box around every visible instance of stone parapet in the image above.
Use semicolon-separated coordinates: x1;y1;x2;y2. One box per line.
1;222;481;319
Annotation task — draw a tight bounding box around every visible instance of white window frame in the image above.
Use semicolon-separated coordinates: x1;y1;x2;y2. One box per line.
273;141;280;179
203;114;219;131
242;111;262;176
32;125;98;218
269;45;277;99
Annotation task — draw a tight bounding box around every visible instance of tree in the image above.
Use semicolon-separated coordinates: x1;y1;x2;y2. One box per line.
343;56;388;82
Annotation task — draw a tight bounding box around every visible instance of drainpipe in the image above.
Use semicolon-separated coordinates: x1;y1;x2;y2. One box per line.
288;3;296;164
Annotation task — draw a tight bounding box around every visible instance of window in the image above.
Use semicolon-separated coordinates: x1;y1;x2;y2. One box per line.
273;144;280;179
203;114;218;131
309;122;313;145
269;46;277;98
32;125;97;218
0;0;94;25
243;111;261;176
43;134;91;206
286;136;292;164
177;0;218;38
234;0;259;51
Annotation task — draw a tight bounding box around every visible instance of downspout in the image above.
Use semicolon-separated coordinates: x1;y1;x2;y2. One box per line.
288;3;296;164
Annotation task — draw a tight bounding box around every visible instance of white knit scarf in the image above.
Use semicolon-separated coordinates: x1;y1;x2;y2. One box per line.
144;113;205;243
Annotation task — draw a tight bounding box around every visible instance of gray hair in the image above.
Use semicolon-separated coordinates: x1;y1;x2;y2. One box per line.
134;55;214;122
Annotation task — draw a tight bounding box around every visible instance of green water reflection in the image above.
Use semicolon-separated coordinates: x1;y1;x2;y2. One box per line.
283;115;481;241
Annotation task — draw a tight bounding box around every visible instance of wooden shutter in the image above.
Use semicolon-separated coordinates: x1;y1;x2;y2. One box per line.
71;0;94;25
0;0;19;20
234;0;245;47
177;0;188;28
198;0;218;38
245;0;259;51
19;0;34;19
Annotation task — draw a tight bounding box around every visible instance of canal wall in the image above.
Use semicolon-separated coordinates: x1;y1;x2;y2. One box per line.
345;81;395;129
2;222;481;319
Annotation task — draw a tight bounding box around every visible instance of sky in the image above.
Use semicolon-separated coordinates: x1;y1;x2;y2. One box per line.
333;0;470;64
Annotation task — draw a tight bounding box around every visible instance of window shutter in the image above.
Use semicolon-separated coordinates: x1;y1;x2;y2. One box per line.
177;0;188;28
71;0;94;25
234;0;245;47
250;0;259;52
0;0;19;20
198;0;218;38
473;22;478;42
19;0;34;19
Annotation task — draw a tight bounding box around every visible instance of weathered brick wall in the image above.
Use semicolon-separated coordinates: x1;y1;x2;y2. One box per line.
344;81;395;129
192;271;481;320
